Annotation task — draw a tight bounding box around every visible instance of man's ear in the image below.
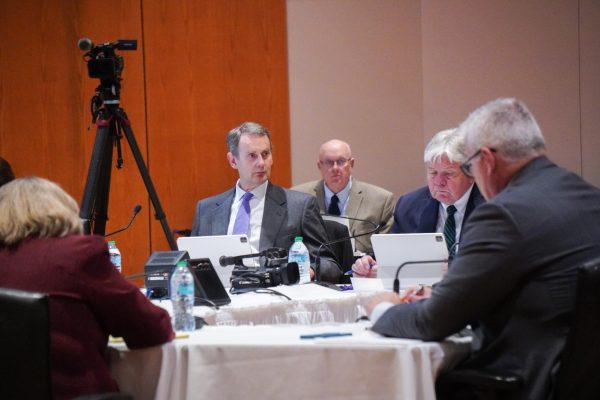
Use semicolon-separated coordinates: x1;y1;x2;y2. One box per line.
481;147;496;175
227;152;238;170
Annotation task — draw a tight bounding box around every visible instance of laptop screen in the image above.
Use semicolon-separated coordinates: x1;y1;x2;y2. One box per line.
177;235;252;288
371;233;448;290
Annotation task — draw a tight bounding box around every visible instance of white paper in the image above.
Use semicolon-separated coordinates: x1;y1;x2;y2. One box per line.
350;277;385;292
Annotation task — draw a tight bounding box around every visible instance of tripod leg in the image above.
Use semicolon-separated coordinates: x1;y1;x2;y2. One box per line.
80;111;114;235
115;108;177;250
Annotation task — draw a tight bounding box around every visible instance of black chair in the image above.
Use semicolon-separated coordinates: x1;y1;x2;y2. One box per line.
322;219;355;280
435;257;600;399
0;287;134;400
0;287;52;400
553;257;600;399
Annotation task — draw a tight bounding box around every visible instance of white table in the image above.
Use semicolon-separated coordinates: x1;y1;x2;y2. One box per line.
152;283;383;326
110;322;471;400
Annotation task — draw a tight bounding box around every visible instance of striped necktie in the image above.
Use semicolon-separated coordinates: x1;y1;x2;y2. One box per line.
443;205;457;254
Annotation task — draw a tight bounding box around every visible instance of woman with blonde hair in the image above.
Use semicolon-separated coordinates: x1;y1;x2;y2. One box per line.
0;177;174;400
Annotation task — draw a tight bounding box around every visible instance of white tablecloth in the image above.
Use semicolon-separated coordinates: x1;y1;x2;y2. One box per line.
110;322;471;400
152;283;383;326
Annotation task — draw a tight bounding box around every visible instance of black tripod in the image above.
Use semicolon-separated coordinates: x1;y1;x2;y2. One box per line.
79;51;176;250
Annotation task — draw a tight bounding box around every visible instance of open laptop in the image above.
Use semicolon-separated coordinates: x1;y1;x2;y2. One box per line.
177;235;253;288
371;233;448;290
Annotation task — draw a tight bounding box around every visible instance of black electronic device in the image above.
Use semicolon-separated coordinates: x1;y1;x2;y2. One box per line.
230;261;299;290
144;250;189;298
315;213;381;283
188;258;231;307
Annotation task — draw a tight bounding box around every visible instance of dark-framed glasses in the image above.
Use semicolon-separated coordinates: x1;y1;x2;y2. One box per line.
320;158;350;168
460;148;496;177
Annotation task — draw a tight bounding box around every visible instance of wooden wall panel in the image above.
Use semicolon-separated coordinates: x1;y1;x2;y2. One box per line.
0;0;290;284
142;0;291;252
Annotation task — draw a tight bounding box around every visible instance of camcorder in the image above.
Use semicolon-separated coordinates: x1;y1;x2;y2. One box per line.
78;38;137;81
227;249;300;290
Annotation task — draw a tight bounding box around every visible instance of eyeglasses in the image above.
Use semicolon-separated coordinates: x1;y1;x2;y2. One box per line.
460;148;496;177
320;158;351;168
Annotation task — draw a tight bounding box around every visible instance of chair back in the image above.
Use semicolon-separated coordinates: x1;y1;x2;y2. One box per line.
554;257;600;400
0;287;51;400
322;219;355;277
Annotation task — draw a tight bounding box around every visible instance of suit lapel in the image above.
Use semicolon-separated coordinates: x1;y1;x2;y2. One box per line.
346;180;362;233
462;185;484;230
418;195;439;232
259;183;287;250
212;189;235;235
314;181;326;212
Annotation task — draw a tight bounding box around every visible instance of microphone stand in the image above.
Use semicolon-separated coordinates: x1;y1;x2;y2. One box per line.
315;214;381;284
393;259;447;294
104;204;142;237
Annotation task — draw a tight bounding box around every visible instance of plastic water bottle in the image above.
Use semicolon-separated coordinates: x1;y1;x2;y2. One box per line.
170;260;196;332
288;236;311;284
107;240;122;273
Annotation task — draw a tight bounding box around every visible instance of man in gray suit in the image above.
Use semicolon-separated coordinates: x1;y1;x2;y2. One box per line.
293;139;394;255
190;122;341;284
366;98;600;399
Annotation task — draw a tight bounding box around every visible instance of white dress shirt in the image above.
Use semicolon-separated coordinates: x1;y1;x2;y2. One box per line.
227;180;268;255
436;184;474;243
324;177;353;215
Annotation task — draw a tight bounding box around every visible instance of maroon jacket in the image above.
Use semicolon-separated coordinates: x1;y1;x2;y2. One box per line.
0;234;174;399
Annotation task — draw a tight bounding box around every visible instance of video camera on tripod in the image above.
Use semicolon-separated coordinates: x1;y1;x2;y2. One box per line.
78;38;137;81
77;37;177;250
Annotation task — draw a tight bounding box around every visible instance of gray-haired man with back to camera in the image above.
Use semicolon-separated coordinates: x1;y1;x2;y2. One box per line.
365;98;600;400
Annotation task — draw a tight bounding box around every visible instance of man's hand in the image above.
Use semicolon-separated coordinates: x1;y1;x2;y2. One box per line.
366;291;401;315
352;255;378;278
399;285;432;303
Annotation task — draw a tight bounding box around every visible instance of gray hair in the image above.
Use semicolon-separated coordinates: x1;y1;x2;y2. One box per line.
0;176;83;246
423;128;467;164
226;122;272;156
458;98;546;160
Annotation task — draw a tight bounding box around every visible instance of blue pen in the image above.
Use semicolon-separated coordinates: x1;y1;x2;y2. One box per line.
300;332;353;339
345;261;373;276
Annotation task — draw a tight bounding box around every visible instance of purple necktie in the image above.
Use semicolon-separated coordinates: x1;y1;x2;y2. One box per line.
232;192;254;235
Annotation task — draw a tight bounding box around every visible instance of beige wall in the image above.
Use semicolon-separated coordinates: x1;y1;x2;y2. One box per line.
288;0;600;196
287;0;425;198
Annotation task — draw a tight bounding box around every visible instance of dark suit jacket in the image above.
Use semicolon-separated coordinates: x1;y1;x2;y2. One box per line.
372;157;600;399
0;235;174;400
191;182;342;283
391;184;485;235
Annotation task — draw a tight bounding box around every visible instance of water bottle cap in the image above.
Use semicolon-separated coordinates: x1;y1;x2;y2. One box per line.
108;240;116;246
294;236;303;242
176;260;188;267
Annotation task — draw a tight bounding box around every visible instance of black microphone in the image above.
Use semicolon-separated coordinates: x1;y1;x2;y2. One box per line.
104;204;142;237
77;37;94;51
315;214;381;283
393;259;447;294
219;247;288;267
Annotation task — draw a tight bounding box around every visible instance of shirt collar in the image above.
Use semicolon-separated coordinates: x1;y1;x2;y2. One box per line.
324;177;353;210
234;180;268;202
440;183;473;213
